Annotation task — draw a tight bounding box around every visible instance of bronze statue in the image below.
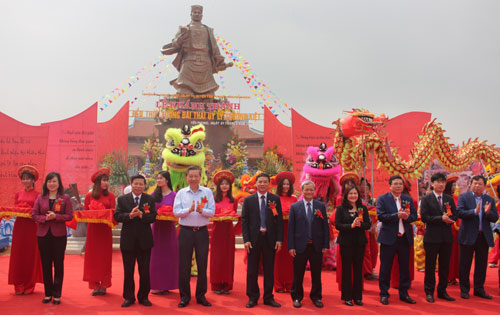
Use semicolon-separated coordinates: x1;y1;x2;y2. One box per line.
161;5;233;95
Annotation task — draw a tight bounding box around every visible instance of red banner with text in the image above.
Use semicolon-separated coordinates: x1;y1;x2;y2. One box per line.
0;113;49;206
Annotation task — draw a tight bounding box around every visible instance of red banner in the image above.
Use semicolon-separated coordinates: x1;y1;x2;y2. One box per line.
0;113;49;206
365;112;432;200
97;102;129;163
263;106;292;160
43;104;98;192
291;109;335;190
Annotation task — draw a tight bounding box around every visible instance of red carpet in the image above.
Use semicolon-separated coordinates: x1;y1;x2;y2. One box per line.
1;250;499;314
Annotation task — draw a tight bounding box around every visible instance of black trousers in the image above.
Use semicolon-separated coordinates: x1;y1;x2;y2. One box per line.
379;236;411;298
246;232;276;302
424;241;452;295
291;243;323;302
37;230;67;298
121;245;151;301
459;232;489;294
178;226;209;302
340;243;365;301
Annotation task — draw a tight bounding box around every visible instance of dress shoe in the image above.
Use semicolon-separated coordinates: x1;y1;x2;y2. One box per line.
197;298;212;307
246;300;257;308
354;300;363;306
380;296;389;305
293;299;302;308
400;295;416;304
91;289;99;296
121;299;135;307
312;300;324;308
426;294;435;303
263;299;281;307
139;299;152;306
223;290;230;295
178;300;189;308
42;297;52;304
364;273;378;280
474;291;492;299
460;292;469;299
437;291;455;301
215;290;223;295
345;300;354;306
52;298;61;305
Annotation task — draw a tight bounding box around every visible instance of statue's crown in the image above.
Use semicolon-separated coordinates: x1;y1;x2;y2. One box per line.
191;5;203;12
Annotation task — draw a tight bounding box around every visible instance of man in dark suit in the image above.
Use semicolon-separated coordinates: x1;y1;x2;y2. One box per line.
114;174;157;307
242;173;284;308
376;175;417;305
288;180;329;308
457;175;498;299
420;172;457;303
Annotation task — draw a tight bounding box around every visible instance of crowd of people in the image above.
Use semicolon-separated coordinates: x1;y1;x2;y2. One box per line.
6;164;500;309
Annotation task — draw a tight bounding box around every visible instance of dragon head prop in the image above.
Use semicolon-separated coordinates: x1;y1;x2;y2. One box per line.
301;142;341;202
162;124;207;190
337;108;387;139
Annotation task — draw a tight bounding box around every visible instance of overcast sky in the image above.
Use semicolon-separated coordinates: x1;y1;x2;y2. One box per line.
1;0;499;145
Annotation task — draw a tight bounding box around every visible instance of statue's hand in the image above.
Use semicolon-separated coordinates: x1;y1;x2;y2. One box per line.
227;61;234;67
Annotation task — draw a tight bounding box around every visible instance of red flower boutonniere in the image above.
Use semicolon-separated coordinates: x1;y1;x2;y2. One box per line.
53;198;63;212
315;209;324;219
444;202;452;216
144;204;150;214
357;207;364;222
402;200;410;211
268;201;278;216
200;196;208;208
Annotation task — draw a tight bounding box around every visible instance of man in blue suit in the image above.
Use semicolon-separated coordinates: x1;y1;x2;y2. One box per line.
457;175;498;299
288;180;329;309
376;175;417;305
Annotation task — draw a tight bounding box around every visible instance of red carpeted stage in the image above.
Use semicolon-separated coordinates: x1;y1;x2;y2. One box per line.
1;250;499;314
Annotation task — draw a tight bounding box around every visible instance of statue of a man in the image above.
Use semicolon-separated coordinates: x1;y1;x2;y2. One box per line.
161;5;233;95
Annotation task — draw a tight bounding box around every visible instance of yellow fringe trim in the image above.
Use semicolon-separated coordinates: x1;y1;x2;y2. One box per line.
75;217;116;229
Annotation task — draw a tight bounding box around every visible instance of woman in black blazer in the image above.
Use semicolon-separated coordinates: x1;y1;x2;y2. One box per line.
335;185;371;306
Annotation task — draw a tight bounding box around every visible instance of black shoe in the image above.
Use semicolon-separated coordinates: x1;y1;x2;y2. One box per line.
400;295;416;304
437;291;455;301
139;299;152;306
345;300;354;306
42;297;52;304
263;299;281;307
197;298;212;307
380;296;389;305
215;290;223;295
121;299;135;307
460;292;469;299
52;298;61;305
364;273;378;280
474;291;492;299
91;289;99;296
354;300;363;306
223;290;230;295
426;294;435;303
178;300;189;308
312;300;324;308
246;300;257;308
293;299;301;308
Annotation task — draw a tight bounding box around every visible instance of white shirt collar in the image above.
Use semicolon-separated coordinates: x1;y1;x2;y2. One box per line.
433;191;442;199
257;192;267;200
303;199;313;209
132;192;142;200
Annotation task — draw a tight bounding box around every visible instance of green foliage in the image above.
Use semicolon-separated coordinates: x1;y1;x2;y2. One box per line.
256;146;293;177
140;135;164;189
99;150;132;186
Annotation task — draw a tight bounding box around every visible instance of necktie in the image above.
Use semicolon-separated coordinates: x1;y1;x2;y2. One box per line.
307;202;313;223
134;196;139;206
396;197;404;235
307;202;313;239
437;195;442;211
260;195;267;229
477;197;483;231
